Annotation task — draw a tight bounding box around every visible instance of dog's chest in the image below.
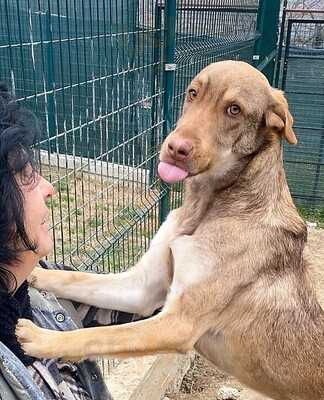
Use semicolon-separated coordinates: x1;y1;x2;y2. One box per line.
169;234;216;293
195;328;236;375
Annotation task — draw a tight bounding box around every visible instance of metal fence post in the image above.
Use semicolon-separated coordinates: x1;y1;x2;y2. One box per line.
160;0;177;224
281;19;293;91
254;0;281;84
149;3;162;186
45;10;57;152
274;0;288;88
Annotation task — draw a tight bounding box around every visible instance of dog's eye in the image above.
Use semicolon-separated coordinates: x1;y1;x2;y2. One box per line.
188;88;198;101
227;104;241;116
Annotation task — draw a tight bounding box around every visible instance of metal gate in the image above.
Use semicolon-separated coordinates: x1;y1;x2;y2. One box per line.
276;16;324;214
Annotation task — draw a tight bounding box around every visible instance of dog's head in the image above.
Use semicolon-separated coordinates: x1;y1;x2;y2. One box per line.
159;61;296;185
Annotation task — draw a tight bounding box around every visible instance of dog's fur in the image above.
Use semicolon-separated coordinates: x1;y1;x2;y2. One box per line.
16;61;324;400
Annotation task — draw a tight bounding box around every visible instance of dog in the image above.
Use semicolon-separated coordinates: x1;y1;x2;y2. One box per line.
16;60;324;400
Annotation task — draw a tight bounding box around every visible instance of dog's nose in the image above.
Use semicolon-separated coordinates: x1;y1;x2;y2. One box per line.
167;138;193;161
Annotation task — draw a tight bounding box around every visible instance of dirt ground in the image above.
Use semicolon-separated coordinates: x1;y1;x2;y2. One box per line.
167;226;324;400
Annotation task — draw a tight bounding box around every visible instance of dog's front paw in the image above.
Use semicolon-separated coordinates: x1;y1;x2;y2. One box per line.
27;267;47;289
16;319;62;359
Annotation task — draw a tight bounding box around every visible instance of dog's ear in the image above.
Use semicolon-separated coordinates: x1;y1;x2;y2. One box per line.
265;89;297;145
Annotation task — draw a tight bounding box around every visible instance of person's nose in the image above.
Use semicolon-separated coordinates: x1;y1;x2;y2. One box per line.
40;176;56;199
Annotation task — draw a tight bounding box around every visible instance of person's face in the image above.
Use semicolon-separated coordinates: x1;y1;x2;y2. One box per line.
18;166;55;258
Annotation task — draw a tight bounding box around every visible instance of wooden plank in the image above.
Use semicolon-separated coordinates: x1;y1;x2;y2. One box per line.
129;354;190;400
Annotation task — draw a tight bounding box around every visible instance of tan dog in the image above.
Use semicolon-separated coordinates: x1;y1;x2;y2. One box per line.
16;61;324;400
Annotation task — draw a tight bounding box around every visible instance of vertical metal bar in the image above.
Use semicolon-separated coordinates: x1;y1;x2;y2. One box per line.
313;125;324;208
45;9;57;152
254;0;281;83
282;19;293;91
27;0;40;146
274;0;288;88
15;0;27;97
64;0;75;266
4;0;15;93
80;0;88;254
56;0;68;264
160;0;177;224
72;0;81;262
149;3;162;186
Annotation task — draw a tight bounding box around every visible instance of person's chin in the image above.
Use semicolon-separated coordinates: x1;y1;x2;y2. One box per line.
36;238;54;258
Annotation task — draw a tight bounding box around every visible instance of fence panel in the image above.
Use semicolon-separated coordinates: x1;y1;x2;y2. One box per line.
277;17;324;216
1;0;166;271
0;0;262;272
169;0;261;209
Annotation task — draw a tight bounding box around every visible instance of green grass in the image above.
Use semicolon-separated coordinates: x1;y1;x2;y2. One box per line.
298;206;324;228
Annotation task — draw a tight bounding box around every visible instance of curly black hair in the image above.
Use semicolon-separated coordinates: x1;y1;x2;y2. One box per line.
0;83;40;293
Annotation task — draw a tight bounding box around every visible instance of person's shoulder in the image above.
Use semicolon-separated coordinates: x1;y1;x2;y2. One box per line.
0;370;17;399
29;259;75;311
30;261;85;329
0;341;41;400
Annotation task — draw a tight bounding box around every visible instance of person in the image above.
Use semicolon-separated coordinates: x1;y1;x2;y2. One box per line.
0;83;137;400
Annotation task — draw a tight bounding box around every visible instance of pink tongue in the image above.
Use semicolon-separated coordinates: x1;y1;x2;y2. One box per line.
158;162;188;183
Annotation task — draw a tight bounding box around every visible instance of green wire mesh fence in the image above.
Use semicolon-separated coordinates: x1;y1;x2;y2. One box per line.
0;0;263;273
169;0;260;209
1;0;165;272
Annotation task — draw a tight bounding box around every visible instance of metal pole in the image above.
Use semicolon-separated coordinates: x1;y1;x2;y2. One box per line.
149;3;162;186
254;0;281;84
274;0;288;88
45;10;57;152
282;19;293;91
160;0;177;224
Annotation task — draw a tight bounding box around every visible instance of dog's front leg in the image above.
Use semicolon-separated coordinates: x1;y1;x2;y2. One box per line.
16;305;196;361
29;211;179;316
30;259;169;316
16;233;223;362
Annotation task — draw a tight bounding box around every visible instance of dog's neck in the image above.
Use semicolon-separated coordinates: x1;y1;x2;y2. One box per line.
177;176;216;235
229;139;290;211
177;138;303;235
227;138;303;228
